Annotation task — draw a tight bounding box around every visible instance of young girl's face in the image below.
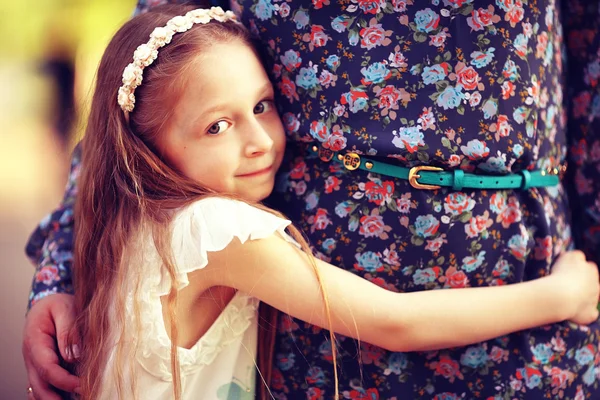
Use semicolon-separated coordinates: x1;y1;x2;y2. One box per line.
157;40;286;202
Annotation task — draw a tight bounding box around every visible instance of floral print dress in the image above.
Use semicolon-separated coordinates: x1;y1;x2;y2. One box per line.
26;0;600;399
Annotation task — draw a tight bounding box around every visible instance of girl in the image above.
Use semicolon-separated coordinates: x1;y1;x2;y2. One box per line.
72;4;599;400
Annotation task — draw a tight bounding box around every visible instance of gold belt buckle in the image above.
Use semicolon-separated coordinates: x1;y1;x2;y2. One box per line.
408;166;443;190
342;152;361;170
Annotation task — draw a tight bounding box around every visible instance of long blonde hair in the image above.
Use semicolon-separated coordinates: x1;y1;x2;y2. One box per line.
70;5;338;400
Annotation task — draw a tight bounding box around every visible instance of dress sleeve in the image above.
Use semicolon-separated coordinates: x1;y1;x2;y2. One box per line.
155;197;292;295
24;144;81;309
563;0;600;264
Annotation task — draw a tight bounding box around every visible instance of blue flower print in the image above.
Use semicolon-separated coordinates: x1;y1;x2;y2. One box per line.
443;0;472;8
460;345;488;368
518;367;543;389
461;251;486;272
292;9;309;29
508;233;528;261
592;94;600;119
531;343;554;364
493;259;510;279
361;62;391;85
348;217;359;232
513;106;528;124
254;0;275;21
306;366;326;385
470;48;495;68
295;66;319;90
341;89;369;113
318;340;333;359
280;49;302;72
461;139;490;160
277;353;296;371
583;366;597;386
413;267;440;285
392;126;425;153
305;192;319;210
310;120;329;142
326;54;340;70
502;59;519;82
51;250;73;264
513;34;528;58
495;0;512;12
443;192;476;216
478;155;507;173
575;346;595;365
414;8;440;33
282;112;300;134
437;86;464;110
589;58;600;77
322;238;337;252
58;208;73;224
335;201;353;218
331;16;350;33
386;353;408;375
544;41;553;66
32;288;59;304
526;119;536;138
414;214;440;238
434;394;459;400
355;251;383;272
482;98;498;119
422;64;447;85
349;30;359;46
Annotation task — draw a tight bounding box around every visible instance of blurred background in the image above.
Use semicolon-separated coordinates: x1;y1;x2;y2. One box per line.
0;0;135;397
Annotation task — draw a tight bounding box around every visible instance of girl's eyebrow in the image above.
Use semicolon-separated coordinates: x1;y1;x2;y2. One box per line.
186;103;229;133
257;82;274;97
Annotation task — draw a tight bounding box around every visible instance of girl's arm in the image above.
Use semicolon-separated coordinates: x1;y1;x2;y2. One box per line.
197;235;598;352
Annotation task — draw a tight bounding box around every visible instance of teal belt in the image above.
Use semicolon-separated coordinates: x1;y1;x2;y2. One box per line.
309;145;561;191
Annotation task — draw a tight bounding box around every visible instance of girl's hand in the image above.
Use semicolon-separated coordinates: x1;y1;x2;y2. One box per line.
549;250;600;325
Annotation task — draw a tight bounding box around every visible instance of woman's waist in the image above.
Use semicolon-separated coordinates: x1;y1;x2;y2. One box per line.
285;136;566;177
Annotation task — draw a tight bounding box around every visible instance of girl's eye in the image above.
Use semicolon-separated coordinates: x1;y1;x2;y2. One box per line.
207;120;231;135
254;100;274;115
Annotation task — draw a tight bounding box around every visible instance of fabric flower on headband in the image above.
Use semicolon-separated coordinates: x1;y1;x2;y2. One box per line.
117;7;238;113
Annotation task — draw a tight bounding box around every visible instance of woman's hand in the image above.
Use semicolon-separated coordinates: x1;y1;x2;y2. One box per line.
22;294;80;399
549;250;600;325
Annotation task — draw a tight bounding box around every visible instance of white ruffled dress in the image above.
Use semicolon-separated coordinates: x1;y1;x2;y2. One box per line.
98;198;291;399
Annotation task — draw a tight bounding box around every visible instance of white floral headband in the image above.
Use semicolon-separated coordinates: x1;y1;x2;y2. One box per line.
117;7;238;113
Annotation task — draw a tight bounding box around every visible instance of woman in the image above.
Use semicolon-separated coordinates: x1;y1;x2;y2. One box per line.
23;0;600;398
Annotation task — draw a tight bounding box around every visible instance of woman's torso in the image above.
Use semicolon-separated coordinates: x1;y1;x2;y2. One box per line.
232;0;600;398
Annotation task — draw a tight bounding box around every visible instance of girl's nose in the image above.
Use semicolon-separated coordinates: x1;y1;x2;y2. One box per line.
245;119;274;157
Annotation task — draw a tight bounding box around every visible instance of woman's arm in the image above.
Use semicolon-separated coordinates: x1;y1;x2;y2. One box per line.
198;235;598;353
22;145;82;398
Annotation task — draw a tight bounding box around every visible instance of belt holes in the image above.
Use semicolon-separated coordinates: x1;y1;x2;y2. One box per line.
440;178;443;181
495;181;499;185
479;180;483;184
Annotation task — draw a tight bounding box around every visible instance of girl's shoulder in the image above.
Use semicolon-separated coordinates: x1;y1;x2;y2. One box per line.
169;197;292;272
174;196;290;236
